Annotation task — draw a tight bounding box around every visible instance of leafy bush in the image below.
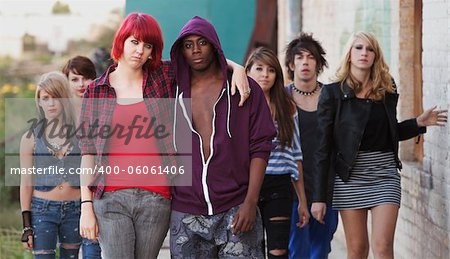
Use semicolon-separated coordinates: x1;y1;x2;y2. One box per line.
0;228;32;259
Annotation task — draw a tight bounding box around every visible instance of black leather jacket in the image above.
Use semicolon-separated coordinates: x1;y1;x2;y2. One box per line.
312;81;426;202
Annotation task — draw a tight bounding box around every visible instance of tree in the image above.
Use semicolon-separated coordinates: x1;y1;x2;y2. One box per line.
52;1;71;14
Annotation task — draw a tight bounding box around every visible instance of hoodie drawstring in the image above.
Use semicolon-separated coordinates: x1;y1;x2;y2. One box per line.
226;81;232;138
173;85;180;152
173;81;232;152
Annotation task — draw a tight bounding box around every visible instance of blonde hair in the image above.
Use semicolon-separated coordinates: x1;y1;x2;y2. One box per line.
334;32;394;100
35;71;77;128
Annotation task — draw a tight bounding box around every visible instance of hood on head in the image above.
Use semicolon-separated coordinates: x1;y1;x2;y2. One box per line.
170;16;228;96
170;17;234;152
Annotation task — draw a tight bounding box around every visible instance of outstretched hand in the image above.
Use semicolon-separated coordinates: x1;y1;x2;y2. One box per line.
416;106;448;127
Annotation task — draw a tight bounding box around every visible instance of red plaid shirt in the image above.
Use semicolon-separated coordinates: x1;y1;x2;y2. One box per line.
78;61;176;199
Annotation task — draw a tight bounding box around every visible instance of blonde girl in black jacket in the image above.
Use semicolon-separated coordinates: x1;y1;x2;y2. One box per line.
311;32;447;259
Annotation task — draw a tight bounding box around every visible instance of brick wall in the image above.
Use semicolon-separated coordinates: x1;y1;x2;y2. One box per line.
404;0;450;257
301;0;393;83
397;1;450;257
287;0;450;258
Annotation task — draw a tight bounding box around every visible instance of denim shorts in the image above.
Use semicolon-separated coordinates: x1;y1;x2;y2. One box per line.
31;196;82;258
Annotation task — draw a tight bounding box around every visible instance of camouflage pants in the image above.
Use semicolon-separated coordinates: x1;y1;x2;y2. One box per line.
170;205;264;259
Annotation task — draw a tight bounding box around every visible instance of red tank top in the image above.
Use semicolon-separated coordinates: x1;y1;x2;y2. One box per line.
104;101;170;199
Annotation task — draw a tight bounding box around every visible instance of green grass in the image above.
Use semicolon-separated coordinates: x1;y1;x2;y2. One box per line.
0;202;22;229
0;228;33;259
0;204;68;258
0;203;32;259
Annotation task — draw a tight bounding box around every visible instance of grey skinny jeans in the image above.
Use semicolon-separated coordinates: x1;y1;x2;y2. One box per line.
93;188;171;259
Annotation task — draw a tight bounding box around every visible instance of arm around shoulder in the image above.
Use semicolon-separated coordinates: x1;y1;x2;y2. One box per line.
248;81;277;162
226;58;250;106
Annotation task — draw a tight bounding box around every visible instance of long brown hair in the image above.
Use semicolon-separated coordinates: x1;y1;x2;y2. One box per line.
335;32;395;100
245;47;296;148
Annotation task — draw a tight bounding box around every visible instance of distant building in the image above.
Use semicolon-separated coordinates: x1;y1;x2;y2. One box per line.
0;0;123;58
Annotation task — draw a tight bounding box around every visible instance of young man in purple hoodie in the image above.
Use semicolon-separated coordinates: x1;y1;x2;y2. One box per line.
169;16;276;258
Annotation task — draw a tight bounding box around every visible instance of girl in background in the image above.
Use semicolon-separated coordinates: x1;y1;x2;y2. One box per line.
246;47;310;258
62;56;96;99
62;56;102;259
20;71;81;258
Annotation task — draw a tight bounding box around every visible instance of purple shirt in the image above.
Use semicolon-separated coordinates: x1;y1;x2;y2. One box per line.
170;16;276;215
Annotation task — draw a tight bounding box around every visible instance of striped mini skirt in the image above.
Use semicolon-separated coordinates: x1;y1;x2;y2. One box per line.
332;150;401;210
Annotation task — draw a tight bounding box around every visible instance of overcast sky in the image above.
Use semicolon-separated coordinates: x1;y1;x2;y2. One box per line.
0;0;125;15
0;0;126;56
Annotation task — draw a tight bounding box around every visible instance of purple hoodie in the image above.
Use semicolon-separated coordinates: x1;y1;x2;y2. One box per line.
170;16;276;215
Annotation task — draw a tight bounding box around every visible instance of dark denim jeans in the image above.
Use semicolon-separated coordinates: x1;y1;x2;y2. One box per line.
82;238;102;259
31;196;81;259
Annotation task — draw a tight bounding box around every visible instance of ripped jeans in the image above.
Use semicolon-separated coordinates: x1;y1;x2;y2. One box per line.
258;174;293;259
31;196;81;259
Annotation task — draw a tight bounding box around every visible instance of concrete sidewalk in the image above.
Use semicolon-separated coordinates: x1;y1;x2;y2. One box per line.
329;223;347;258
157;239;346;258
157;226;348;258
